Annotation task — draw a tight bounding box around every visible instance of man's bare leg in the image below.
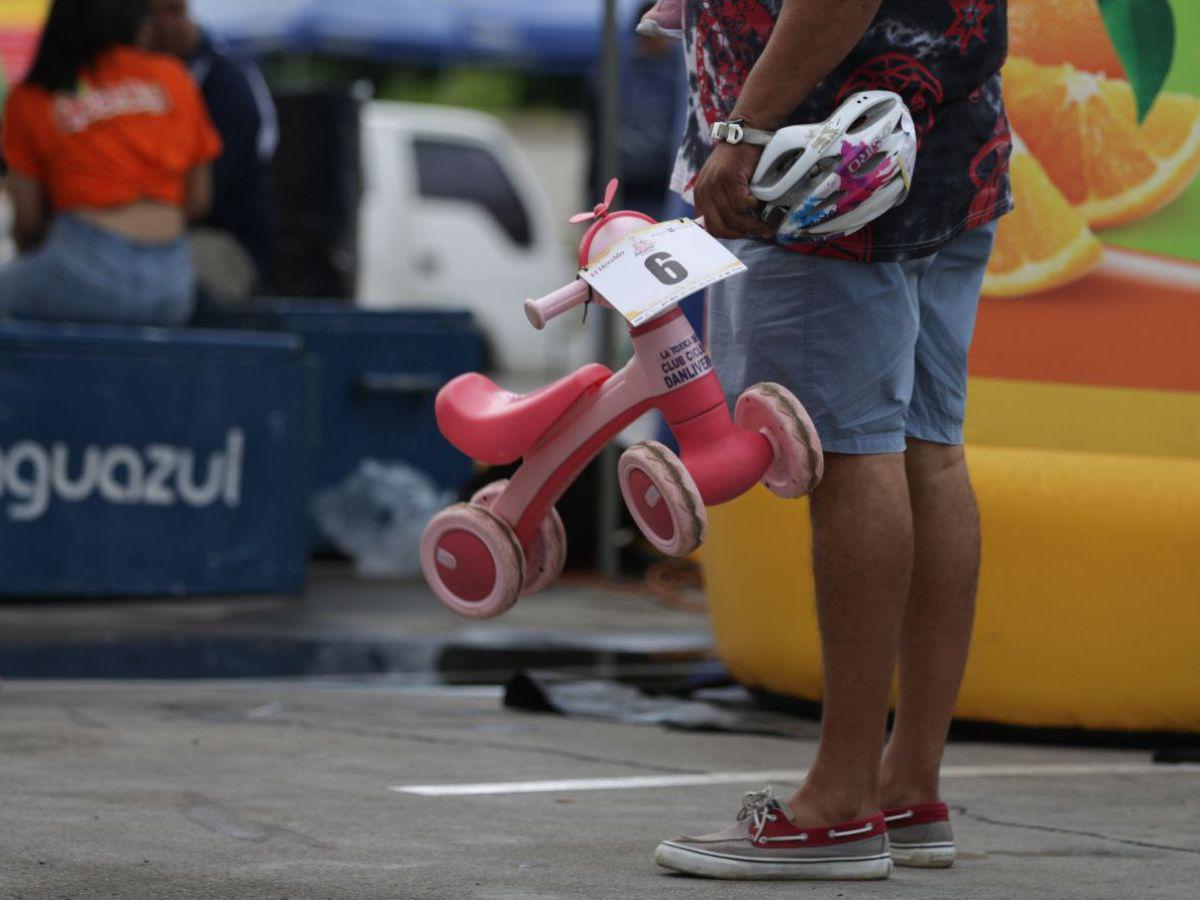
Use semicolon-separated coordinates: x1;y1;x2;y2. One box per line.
880;439;980;807
785;452;913;824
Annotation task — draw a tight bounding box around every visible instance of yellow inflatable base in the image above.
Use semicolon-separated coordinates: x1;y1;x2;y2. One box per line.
702;445;1200;733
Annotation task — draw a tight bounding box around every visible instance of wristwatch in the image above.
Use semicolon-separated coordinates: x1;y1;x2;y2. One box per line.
710;118;774;146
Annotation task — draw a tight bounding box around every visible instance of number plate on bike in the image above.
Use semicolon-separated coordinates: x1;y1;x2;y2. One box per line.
578;218;747;326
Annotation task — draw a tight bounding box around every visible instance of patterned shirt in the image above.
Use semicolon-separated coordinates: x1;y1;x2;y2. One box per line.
671;0;1014;261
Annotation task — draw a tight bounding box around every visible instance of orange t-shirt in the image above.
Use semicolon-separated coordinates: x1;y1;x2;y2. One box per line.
2;46;222;211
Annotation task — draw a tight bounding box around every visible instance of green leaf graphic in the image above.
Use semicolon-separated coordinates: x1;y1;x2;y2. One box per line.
1099;0;1176;120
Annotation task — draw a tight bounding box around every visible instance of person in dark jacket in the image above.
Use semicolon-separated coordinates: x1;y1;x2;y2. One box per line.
148;0;277;301
586;7;686;222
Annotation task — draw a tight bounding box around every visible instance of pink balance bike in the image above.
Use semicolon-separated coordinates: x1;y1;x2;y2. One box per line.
421;180;823;618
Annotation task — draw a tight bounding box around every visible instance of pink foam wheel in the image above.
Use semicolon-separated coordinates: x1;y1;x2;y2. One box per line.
618;441;706;557
735;383;824;498
471;479;567;596
421;503;524;618
521;507;566;595
469;479;507;508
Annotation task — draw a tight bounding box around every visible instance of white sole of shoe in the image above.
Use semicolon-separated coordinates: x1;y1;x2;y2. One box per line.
654;843;893;881
890;842;956;868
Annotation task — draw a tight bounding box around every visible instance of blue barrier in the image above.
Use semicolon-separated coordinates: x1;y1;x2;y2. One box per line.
195;302;485;520
0;322;314;596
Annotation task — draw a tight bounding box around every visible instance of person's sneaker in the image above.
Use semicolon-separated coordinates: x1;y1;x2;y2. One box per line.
884;801;955;868
654;788;892;880
636;0;684;40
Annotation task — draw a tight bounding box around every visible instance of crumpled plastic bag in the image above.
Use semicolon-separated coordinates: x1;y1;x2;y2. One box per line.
311;459;453;578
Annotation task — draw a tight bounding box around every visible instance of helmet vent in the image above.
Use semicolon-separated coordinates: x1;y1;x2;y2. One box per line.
854;152;889;178
759;148;805;187
806;157;837;185
847;99;893;134
817;190;846;214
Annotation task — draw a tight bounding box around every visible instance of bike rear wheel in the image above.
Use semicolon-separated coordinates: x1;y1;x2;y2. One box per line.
470;479;567;596
421;503;524;618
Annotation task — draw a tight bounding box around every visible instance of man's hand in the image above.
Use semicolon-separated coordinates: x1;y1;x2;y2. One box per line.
692;0;883;239
693;142;774;240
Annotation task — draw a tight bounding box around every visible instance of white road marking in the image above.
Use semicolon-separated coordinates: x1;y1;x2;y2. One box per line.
391;762;1200;797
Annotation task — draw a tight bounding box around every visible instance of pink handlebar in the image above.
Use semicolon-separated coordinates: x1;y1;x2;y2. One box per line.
524;280;592;330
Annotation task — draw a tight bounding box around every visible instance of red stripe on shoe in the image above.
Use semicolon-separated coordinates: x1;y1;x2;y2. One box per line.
883;802;949;828
752;811;887;848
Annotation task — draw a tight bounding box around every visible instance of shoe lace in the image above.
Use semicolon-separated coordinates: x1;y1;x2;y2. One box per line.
736;788;780;841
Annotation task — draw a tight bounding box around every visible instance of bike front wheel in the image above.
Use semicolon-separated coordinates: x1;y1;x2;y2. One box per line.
618;441;707;557
735;383;824;498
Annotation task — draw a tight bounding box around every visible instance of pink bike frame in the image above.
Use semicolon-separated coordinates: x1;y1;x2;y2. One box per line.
493;302;771;549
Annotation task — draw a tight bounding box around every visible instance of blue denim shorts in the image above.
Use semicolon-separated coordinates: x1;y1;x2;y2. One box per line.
707;221;997;454
0;214;193;326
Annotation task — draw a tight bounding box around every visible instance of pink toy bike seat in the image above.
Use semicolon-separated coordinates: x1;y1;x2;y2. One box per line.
437;363;612;465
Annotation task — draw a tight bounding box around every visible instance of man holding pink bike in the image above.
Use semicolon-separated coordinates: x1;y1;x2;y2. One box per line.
653;0;1011;881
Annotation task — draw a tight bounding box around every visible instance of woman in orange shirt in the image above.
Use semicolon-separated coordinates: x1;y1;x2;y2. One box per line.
0;0;222;324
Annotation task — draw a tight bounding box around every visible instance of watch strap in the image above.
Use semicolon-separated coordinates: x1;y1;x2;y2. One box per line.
710;119;774;146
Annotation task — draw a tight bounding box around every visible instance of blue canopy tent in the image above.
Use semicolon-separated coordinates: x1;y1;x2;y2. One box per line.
191;0;648;72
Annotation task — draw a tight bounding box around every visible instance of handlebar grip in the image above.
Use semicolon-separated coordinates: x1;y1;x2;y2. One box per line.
524;280;591;330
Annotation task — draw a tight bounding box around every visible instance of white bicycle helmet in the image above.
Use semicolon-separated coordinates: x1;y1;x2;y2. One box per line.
751;91;917;243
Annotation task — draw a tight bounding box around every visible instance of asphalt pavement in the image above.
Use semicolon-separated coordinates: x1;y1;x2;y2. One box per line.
1;571;1197;898
2;677;1198;899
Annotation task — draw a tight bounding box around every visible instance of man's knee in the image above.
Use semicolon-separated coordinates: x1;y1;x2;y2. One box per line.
904;438;965;482
818;451;906;484
811;451;908;512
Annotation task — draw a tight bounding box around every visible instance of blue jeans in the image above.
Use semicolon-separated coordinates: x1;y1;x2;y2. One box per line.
708;221;998;454
0;215;194;325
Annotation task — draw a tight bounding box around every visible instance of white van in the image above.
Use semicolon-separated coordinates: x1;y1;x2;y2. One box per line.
1;100;585;375
357;101;583;374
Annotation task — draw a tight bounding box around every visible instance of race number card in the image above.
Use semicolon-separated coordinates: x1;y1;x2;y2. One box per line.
578;218;747;326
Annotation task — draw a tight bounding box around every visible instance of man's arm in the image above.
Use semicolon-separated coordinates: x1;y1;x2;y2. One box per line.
695;0;883;239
